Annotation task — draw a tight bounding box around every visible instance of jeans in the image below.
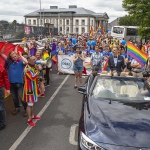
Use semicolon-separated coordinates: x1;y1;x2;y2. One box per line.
0;87;6;126
44;68;50;85
10;83;27;110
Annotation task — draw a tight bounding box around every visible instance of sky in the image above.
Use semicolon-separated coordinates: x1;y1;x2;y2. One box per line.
0;0;128;23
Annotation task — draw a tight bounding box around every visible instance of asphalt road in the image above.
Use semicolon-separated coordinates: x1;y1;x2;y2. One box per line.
0;73;85;150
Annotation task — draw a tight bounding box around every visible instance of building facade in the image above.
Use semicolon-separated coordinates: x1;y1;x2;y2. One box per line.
108;18;120;30
24;5;109;35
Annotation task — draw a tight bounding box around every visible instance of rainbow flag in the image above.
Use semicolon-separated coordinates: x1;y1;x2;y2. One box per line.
52;55;58;63
127;42;148;67
90;26;94;37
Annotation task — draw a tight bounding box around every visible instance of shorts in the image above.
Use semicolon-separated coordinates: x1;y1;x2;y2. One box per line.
28;102;34;106
73;65;83;72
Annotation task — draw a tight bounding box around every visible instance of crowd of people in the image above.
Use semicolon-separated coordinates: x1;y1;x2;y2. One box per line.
0;32;150;131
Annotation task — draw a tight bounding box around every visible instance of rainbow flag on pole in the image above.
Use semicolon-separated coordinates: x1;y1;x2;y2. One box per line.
90;26;94;37
127;42;148;67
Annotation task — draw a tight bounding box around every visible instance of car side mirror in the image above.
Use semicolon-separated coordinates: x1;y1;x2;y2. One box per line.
78;86;86;94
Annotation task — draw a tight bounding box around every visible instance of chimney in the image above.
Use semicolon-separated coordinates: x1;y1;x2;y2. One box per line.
50;6;58;9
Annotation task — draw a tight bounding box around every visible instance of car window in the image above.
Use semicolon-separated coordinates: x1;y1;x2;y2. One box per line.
87;76;95;93
92;77;150;101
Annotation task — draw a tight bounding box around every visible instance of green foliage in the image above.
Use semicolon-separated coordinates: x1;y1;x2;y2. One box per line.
9;20;17;30
119;15;140;26
16;31;24;39
122;0;150;38
0;20;9;29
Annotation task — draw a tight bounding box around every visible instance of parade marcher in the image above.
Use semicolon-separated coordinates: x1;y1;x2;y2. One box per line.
0;65;10;130
108;47;126;76
145;55;150;71
91;45;103;72
23;56;41;127
72;47;85;88
130;58;143;78
29;42;37;56
0;45;28;116
42;48;51;87
35;50;45;97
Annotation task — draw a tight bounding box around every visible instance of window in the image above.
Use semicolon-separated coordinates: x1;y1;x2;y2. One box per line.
46;19;49;23
81;27;85;33
28;19;31;25
113;27;124;34
75;20;79;25
66;20;69;25
91;20;93;26
60;27;62;31
33;20;36;25
76;27;78;33
60;19;62;25
126;28;138;36
67;27;69;32
81;20;85;25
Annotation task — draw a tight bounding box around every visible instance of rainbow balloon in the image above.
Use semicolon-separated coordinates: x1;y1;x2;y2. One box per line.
127;42;148;67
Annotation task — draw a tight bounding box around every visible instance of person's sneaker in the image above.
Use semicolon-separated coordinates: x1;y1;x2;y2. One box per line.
27;119;36;127
39;94;45;97
32;115;41;120
0;125;6;131
45;84;50;87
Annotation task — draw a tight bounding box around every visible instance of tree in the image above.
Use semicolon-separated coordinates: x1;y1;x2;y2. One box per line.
0;20;9;30
122;0;150;39
9;20;17;31
16;31;24;39
119;15;140;26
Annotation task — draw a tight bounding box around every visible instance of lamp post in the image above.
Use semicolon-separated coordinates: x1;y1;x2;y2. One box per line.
39;0;41;35
39;0;41;26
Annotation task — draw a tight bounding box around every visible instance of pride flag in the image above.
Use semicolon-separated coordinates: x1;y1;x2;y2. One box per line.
97;25;104;34
52;55;58;63
90;26;94;37
127;42;148;67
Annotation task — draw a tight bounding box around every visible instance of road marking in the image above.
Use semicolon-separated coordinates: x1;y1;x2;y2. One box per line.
9;75;70;150
69;124;78;146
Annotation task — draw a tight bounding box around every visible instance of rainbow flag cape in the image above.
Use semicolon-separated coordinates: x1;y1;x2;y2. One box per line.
127;42;148;67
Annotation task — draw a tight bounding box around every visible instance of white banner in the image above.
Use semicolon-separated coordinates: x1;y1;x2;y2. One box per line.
58;55;74;74
58;55;92;75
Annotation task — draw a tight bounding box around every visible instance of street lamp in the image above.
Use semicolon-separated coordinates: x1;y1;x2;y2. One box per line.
39;0;41;26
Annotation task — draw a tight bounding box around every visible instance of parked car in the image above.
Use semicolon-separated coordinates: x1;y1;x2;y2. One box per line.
78;74;150;150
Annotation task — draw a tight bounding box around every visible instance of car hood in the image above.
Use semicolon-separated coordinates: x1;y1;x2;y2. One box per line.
85;97;150;148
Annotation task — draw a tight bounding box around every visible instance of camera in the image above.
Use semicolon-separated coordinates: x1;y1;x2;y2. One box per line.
142;70;150;77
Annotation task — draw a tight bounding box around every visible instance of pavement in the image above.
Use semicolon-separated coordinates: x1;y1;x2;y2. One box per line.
0;73;86;150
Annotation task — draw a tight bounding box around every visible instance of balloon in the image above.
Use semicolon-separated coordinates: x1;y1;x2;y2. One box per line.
72;38;76;44
91;40;96;46
87;41;91;46
122;40;126;45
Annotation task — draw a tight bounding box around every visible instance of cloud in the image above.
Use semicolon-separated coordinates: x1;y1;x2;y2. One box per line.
0;0;127;23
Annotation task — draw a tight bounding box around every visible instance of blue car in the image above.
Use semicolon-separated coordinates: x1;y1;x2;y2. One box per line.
78;75;150;150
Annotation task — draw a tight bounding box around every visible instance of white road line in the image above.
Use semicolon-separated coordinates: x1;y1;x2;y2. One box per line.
69;124;78;146
9;75;70;150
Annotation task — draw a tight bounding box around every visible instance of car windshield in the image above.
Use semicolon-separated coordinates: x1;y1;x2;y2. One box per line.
92;77;150;101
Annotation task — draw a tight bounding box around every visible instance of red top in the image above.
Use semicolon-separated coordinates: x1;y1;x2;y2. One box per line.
0;65;10;90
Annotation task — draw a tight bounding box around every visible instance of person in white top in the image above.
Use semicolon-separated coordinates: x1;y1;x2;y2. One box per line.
130;59;142;78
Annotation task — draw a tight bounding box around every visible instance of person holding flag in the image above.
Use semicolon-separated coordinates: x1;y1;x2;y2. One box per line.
0;65;10;130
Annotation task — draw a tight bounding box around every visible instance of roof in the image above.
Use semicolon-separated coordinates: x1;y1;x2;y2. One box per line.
24;7;109;18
